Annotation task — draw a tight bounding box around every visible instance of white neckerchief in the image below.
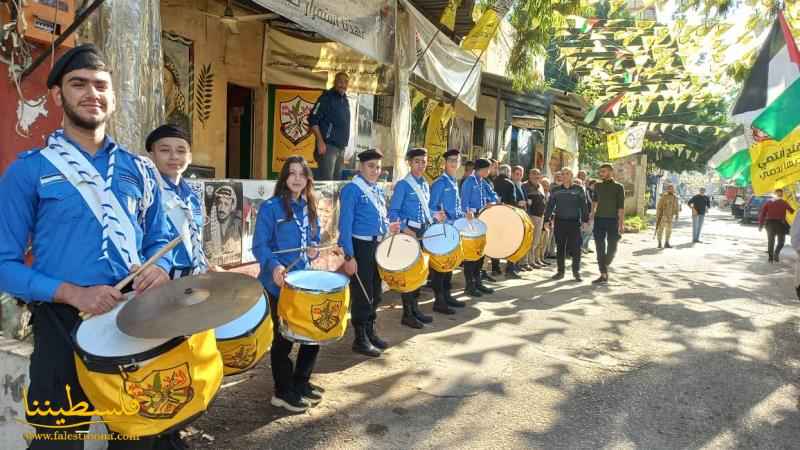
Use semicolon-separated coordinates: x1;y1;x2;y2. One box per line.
352;175;388;234
442;173;462;217
403;173;433;224
290;197;310;265
40;130;142;269
158;174;208;275
471;174;486;210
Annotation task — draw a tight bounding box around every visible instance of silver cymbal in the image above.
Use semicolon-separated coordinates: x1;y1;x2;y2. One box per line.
117;272;262;339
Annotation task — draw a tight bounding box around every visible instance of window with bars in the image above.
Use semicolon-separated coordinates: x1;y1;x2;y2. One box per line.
473;118;486;147
373;95;393;126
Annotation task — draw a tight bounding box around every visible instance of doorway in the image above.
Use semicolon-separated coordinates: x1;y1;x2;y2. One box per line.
226;84;254;179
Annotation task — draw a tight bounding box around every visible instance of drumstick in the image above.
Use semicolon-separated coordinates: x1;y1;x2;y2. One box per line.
353;272;373;305
387;233;397;258
272;243;337;255
80;235;183;320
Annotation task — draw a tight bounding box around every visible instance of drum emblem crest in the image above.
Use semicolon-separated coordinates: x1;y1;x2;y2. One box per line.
222;343;258;370
310;299;342;332
123;363;195;419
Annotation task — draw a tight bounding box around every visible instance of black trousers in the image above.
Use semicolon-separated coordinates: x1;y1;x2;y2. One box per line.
26;303;163;450
593;217;621;274
349;238;383;325
463;256;485;285
554;219;581;274
766;219;788;259
430;269;452;294
268;292;319;396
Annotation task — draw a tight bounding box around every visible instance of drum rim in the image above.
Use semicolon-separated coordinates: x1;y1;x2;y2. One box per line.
376;234;422;273
284;270;350;294
453;218;487;237
72;324;187;374
278;318;342;346
215;298;270;341
422;223;460;256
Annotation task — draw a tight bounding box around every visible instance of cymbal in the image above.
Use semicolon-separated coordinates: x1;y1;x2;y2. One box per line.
117;272;263;339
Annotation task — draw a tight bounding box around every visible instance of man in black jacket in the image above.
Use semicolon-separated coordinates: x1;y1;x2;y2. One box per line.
544;168;589;282
309;72;351;181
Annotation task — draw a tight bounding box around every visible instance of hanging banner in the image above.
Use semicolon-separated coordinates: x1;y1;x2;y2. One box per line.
424;103;450;181
749;127;800;195
607;124;648;160
461;7;503;52
403;0;481;110
271;88;323;172
253;0;395;64
440;0;463;31
553;114;579;155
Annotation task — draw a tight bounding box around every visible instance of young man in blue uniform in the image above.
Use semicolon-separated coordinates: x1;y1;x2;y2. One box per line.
460;158;498;297
0;44;173;449
389;148;445;328
339;149;400;356
146;124;208;279
428;149;468;314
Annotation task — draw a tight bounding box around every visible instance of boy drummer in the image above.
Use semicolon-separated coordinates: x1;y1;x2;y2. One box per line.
388;148;446;329
460;158;498;297
428;149;469;314
339;149;400;357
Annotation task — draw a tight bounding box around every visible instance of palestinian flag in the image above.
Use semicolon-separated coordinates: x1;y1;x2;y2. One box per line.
731;11;800;141
573;16;599;33
584;93;625;125
709;132;751;186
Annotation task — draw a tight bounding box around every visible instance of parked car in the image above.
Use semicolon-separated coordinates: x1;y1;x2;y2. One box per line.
742;195;771;224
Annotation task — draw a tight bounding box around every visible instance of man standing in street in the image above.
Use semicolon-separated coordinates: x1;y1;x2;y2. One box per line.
544;168;589;282
591;163;625;284
655;184;680;249
758;188;794;263
688;188;712;243
309;72;350;181
523;169;547;269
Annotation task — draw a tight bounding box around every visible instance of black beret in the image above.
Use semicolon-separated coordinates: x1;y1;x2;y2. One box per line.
406;147;427;159
443;148;460;159
358;148;383;162
475;158;491;169
146;124;191;152
47;44;108;88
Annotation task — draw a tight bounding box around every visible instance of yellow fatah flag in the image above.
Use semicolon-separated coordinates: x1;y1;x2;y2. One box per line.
785;185;799;224
607;124;648;160
749;127;800;195
461;8;500;53
440;0;463;31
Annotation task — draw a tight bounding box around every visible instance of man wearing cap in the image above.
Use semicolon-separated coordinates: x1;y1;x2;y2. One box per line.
544;167;589;282
460;158;498;296
0;44;173;448
309;72;351;181
146;124;209;279
428;149;468;314
389;148;446;328
339;149;400;357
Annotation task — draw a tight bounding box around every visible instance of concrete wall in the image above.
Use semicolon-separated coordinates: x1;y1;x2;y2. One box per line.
0;336;34;450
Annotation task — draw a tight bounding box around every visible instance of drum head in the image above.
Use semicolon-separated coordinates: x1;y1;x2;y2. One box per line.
480;205;526;259
215;295;268;339
453;218;487;237
376;234;420;271
285;270;350;294
422;223;460;255
75;300;171;358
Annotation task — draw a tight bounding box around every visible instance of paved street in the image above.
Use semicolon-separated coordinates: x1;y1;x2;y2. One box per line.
191;209;800;450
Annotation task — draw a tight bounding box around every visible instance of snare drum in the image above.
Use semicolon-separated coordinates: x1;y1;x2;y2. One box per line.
215;294;273;376
479;204;534;262
278;270;350;345
422;223;463;272
453;218;487;261
375;233;429;292
73;299;222;438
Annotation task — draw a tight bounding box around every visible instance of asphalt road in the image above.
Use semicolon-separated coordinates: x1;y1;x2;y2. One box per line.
189;209;800;450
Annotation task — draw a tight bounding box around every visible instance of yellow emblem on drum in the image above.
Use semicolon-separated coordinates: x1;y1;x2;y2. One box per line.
123;363;195;419
221;343;258;371
311;299;343;332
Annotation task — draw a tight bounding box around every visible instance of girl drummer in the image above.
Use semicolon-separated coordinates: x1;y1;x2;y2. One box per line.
253;155;322;412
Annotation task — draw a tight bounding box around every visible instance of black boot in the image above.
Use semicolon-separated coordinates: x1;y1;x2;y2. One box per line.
443;275;465;307
366;320;388;350
401;298;424;329
352;324;381;357
464;277;482;297
411;296;433;323
476;272;495;294
433;291;455;315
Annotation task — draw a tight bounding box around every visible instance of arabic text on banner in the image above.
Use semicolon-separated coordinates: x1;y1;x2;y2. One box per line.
750;127;800;195
272;89;323;172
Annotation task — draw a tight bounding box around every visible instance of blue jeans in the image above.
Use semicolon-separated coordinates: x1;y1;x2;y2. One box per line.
692;214;705;242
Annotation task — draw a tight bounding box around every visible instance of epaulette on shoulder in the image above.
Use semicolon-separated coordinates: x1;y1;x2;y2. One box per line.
17;148;42;159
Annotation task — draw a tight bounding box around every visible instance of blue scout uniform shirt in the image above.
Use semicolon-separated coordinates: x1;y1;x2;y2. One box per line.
163;177;204;271
389;175;432;231
253;196;320;297
0;134;173;303
460;174;498;213
337;176;388;257
429;173;464;223
308;88;351;148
